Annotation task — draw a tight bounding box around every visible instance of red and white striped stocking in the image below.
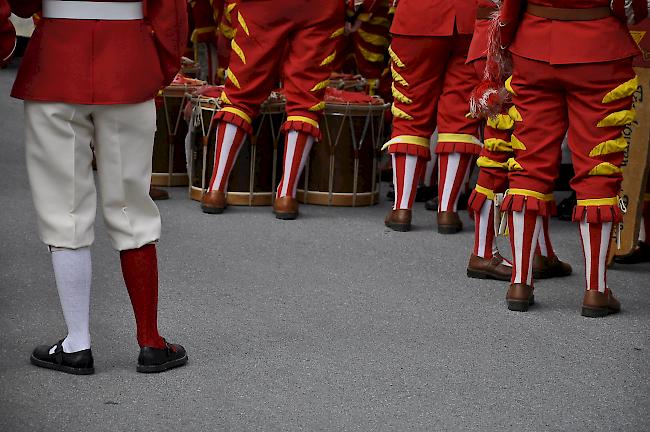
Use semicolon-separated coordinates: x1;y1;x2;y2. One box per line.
535;216;556;258
392;153;426;210
473;198;495;259
277;130;314;199
438;153;472;212
579;219;613;293
207;122;248;193
508;208;542;285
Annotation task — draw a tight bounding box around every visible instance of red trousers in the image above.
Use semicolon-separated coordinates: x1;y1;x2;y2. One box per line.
215;0;344;139
503;55;636;223
385;34;481;160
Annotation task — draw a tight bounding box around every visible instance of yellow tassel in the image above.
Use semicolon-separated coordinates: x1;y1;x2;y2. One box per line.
320;51;337;66
588;137;628;156
483;138;513;152
508;106;522;122
588;162;622;176
597;109;636;127
391;65;409;87
227;70;241;89
237;12;249;36
231;39;246;64
308;101;326;112
358;45;384;63
357;28;389;47
391;104;413;120
507;158;523;171
388;46;405;68
505;76;516;96
510;135;527;150
329;27;345;39
486;114;515;131
310;80;331;92
391;83;412;104
602;76;639;104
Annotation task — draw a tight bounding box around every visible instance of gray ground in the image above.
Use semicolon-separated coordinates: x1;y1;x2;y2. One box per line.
1;63;649;432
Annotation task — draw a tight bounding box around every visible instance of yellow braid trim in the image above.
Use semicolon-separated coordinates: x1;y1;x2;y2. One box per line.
507;188;554;201
381;135;429;152
388;46;405;68
588;137;628;157
483;138;514;152
310;80;331;92
390;104;413;120
309;101;326;112
597;109;636;127
220;91;232;105
237;11;249;36
391;83;412;104
475;185;496;201
358;28;389;47
330;27;345;39
231;39;246;64
588;162;622;176
438;133;481;146
391;65;409;87
602;76;639;104
576;197;619;206
320;51;337;66
286;116;319;129
358;45;384;63
476;156;508;170
221;107;251;124
226;70;241;89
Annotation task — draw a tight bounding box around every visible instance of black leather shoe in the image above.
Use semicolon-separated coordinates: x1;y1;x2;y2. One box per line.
137;341;188;373
30;340;94;375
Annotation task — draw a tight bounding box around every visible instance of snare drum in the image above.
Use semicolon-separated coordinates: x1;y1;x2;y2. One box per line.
152;81;203;186
297;95;388;207
189;91;287;205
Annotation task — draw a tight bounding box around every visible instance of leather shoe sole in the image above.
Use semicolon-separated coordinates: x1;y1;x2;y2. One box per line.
201;204;225;214
581;305;620;318
30;354;95;375
466;268;511;281
137;353;188;373
438;224;462;234
385;221;411;232
274;211;298;220
507;295;535;312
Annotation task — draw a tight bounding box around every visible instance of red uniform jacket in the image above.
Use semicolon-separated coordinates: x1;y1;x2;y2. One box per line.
0;0;15;66
10;0;188;104
467;0;496;63
509;0;641;64
391;0;476;36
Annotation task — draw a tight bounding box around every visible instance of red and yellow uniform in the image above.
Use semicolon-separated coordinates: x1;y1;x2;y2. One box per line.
383;0;482;233
201;0;346;218
498;0;647;316
0;0;15;66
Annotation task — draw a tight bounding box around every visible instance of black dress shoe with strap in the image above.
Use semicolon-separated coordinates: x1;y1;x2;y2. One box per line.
30;339;95;375
137;341;188;373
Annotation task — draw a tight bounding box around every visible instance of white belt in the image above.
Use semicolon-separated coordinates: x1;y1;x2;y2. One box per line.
43;1;144;20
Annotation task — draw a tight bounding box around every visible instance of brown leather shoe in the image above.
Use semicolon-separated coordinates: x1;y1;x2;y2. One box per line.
581;289;621;318
533;255;572;279
437;211;462;234
149;186;169;201
274;196;299;220
506;283;535;312
613;242;650;264
201;190;227;214
467;253;512;281
384;209;412;232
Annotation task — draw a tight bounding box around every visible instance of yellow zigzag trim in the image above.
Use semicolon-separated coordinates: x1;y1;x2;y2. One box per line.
597;109;636;127
310;80;330;92
320;51;337;66
510;134;527;150
507;158;523;171
483;138;513;152
391;104;413;120
508;106;522;122
237;12;249;36
220;91;231;105
231;39;246;64
391;83;412;104
227;70;241;89
505;76;516;96
358;28;389;47
330;27;345;39
477;156;508;170
388;46;405;68
309;101;326;112
391;65;408;87
358;45;384;63
487;114;515;131
589;137;628;156
588;162;622;176
602;76;639;104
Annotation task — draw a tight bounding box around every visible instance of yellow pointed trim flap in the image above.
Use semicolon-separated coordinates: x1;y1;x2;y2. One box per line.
505;76;516;96
286;115;320;129
370;16;391;27
576;197;619;207
589;137;628;156
320;51;337;66
388;46;405;68
438;133;481;146
507;188;554;201
226;70;241;89
225;2;236;17
474;184;496;201
219;23;235;39
391;104;413;120
391;65;408;87
602;76;639;104
357;12;371;22
220;91;232;105
231;39;246;64
487;114;515;131
237;12;250;36
588;162;622;176
329;27;345;39
358;28;389;47
381;135;429;151
310;80;331;92
510;134;527;150
391;83;412;104
597;109;636;127
508;105;522;122
476;156;507;170
358;45;384;63
309;101;326;112
221;107;252;124
483;138;513;152
507;158;523;171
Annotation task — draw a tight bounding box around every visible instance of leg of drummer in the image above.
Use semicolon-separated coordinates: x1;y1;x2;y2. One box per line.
273;8;344;220
532;215;573;279
383;35;450;232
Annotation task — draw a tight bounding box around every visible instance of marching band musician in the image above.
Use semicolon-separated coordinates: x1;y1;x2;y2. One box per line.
10;0;189;374
0;0;15;67
485;0;648;316
465;0;572;281
200;0;346;220
382;0;483;233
